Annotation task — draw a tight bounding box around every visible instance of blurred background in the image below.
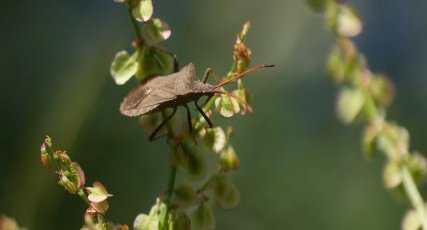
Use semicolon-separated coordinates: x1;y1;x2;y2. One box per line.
1;0;427;229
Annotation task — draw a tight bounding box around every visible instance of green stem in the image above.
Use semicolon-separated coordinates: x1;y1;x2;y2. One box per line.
401;165;427;229
127;1;143;42
165;162;177;209
161;110;178;230
196;175;214;194
77;189;90;205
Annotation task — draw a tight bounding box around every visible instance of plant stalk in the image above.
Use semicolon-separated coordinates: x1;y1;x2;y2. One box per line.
161;110;178;230
401;165;427;229
127;1;143;42
77;189;90;205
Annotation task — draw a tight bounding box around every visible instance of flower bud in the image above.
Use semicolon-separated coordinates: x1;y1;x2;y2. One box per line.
40;152;52;169
44;135;53;149
59;176;79;194
53;151;71;165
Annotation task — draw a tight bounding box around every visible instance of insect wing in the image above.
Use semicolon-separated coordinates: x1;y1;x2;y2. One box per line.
119;63;199;117
120;84;176;117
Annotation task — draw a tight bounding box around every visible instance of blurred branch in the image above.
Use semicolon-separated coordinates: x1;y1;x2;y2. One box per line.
126;0;143;44
308;0;427;228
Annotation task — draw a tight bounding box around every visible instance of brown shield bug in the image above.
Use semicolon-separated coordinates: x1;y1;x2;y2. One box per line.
120;63;274;140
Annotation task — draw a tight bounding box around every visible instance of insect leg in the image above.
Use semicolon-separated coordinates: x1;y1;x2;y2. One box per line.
200;95;213;108
149;107;177;141
195;100;213;128
184;104;198;144
173;55;179;72
184;104;193;135
202;68;213;83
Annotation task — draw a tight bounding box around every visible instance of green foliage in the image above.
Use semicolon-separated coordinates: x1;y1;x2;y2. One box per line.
211;176;240;209
110;0;175;85
336;87;366;124
174;185;197;208
135;46;176;80
38;0;270;229
110;51;139;85
141;19;171;45
309;0;427;228
134;200;167;230
131;0;153;22
215;94;240;118
201;127;226;153
219;146;240;172
191;202;216;230
39;136;127;229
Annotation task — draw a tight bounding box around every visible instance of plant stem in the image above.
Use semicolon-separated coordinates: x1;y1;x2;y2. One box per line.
161;110;178;230
196;175;214;194
165;161;177;208
77;189;90;205
401;165;427;229
126;1;143;42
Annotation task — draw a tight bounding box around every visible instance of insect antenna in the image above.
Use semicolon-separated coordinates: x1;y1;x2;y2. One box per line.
213;64;274;89
202;68;213;83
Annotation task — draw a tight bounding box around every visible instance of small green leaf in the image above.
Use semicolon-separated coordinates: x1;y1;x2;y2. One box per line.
110;50;139;85
202;127;226;153
173;144;206;181
406;153;427;185
219;146;240;172
233;88;253;115
383;160;402;189
326;3;362;38
402;207;424;230
134;214;158;230
370;74;395;108
184;146;206;181
92;200;110;214
86;182;113;203
132;0;153;22
191;201;216;230
136;46;175;80
326;46;345;83
142;18;171;45
336;87;366;124
215;94;240;118
134;200;167;230
212;176;240;209
174;211;191;230
174;184;197;208
336;5;363;37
